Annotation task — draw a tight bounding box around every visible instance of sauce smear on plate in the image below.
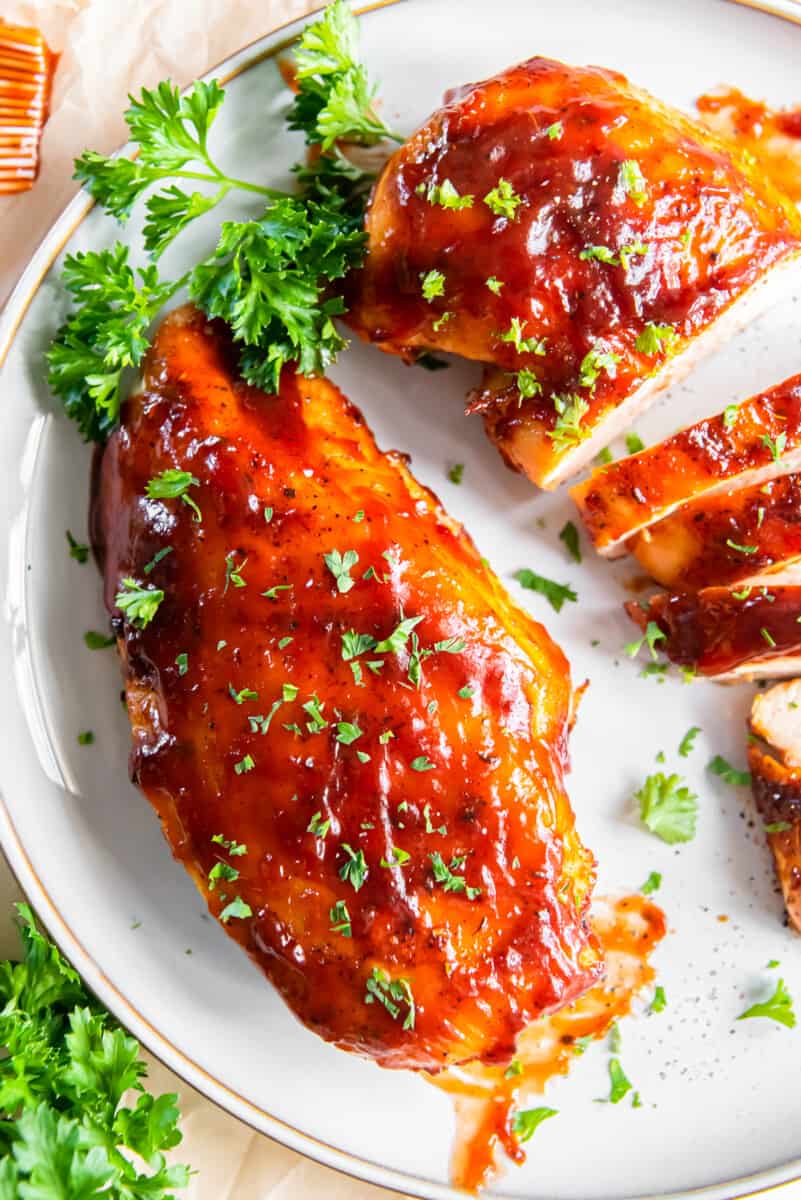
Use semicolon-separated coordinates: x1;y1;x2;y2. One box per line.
430;894;666;1192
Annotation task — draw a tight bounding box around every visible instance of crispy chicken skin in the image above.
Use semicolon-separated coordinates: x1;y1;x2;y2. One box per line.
94;305;601;1072
626;583;801;680
573;374;801;557
347;57;801;488
749;680;801;934
629;474;801;592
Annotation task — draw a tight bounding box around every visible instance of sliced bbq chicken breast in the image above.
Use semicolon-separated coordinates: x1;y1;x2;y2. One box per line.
749;679;801;933
94;305;601;1072
626;573;801;681
573;374;801;557
629;474;801;592
347;56;801;489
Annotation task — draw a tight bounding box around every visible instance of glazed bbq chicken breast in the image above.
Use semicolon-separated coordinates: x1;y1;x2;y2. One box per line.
94;305;601;1072
572;373;801;557
347;56;801;489
749;680;801;933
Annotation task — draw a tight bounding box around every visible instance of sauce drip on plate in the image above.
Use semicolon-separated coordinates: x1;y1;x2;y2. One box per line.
428;894;666;1192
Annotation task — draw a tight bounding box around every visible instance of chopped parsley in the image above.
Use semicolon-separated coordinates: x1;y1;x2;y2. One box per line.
579;345;620;390
307;811;331;838
364;967;415;1030
765;821;793;833
418;177;473;209
208;861;239;890
338;843;368;890
619;241;650;271
234;754;255;775
640;871;662;895
761;627;777;648
457;685;475;700
223;551;247;592
483;178;522;220
650;985;667;1013
514;568;577;613
708;755;750;787
558;520;581;564
145;468;201;521
421;269;445;301
618;159;648;206
761;432;787;463
380;846;411;868
374;614;423;655
497;317;546;355
143;545;173;575
738;977;796;1028
411;755;435;772
607;1058;633;1103
635;322;677;355
448;462;465;484
596;446;614;465
324;548;359;593
115;578;164;628
278;636;293;649
678;725;701;757
545;121;563;140
336;721;363;745
329;899;352;937
625;432;645;455
504;1058;523;1079
723;403;740;431
175;651;188;675
262;583;293;599
66;530;90;563
77;730;95;746
432;311;452;332
486;275;504;294
624;620;666;661
228;683;258;704
302;694;328;733
219;896;252;923
429;851;481;900
84;630;116;650
511;1107;557;1143
726;539;757;555
516;368;542;399
263;506;274;523
636;771;698;844
550;392;590;448
211;833;247;855
579;244;619;265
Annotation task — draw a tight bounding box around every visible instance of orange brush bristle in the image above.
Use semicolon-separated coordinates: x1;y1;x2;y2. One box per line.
0;21;53;194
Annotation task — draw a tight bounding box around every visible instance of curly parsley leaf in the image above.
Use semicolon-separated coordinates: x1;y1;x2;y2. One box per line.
636;771;698;844
47;245;183;442
514;569;577;613
0;904;189;1196
738;977;796;1028
511;1106;557;1143
288;0;401;149
708;755;751;788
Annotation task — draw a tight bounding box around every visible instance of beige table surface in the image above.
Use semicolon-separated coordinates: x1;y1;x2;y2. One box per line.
0;1;408;1196
2;3;801;1198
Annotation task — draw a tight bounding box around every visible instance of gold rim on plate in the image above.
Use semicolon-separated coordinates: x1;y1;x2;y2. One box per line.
0;3;800;1198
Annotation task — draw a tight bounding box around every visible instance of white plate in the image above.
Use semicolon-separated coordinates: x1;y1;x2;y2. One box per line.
2;1;801;1197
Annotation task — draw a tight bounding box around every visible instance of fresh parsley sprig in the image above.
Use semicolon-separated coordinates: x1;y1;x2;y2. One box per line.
49;0;398;443
0;904;189;1197
288;0;403;149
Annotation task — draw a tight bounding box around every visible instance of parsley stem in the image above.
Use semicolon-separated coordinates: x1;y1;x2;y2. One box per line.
168;168;281;198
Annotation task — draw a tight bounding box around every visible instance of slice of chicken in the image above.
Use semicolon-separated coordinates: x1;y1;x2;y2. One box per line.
348;56;801;490
749;679;801;934
572;373;801;557
625;572;801;681
628;473;801;591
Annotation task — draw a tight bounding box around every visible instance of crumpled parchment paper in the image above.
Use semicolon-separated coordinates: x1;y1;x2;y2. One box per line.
0;1;410;1196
